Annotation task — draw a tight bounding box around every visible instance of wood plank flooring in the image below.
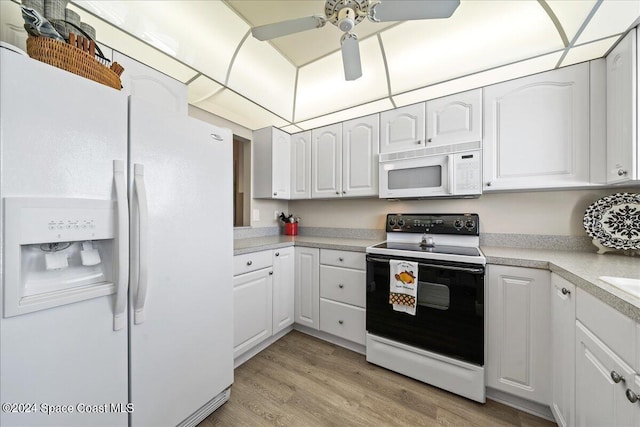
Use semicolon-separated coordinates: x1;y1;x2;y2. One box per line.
200;331;556;427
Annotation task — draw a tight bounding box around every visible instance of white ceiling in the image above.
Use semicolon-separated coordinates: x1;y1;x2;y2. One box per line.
7;0;640;132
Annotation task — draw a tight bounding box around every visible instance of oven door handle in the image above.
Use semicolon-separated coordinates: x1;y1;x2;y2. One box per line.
367;256;484;274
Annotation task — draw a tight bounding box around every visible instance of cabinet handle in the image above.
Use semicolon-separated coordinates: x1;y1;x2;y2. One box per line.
611;370;626;384
486;182;492;187
269;271;273;276
273;192;277;196
339;257;344;262
275;252;279;257
338;320;344;325
342;191;346;194
618;169;628;176
626;389;639;404
338;284;344;289
561;287;571;296
416;140;422;144
427;138;432;143
246;260;252;266
336;191;340;195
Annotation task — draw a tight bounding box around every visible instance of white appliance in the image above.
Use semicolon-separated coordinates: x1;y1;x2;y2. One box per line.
378;144;482;199
0;49;233;426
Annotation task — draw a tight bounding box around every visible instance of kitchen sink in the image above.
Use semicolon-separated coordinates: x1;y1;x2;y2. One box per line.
599;276;640;299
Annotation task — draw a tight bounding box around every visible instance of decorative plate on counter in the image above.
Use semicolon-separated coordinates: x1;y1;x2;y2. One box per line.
583;193;640;251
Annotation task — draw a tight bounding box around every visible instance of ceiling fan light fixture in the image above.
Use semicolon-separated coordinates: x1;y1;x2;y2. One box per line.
337;7;356;32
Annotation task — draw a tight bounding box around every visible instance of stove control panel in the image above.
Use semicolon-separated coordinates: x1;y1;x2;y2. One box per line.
385;213;479;235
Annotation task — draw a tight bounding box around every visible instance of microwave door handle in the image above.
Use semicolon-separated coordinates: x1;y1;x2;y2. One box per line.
447;155;454;194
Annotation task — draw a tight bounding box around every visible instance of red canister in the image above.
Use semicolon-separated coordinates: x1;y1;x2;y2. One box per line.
284;222;298;236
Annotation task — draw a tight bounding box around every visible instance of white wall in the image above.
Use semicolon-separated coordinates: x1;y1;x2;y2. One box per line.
289;186;640;236
189;105;287;228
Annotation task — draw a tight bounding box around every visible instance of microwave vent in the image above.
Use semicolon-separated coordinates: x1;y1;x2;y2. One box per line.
379;141;481;162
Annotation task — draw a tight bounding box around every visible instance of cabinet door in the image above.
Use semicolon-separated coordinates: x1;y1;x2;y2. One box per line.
294;247;319;330
113;51;188;114
606;28;637;184
380;103;425;153
550;274;576;427
487;265;551;404
342;114;379;197
483;63;590;190
575;321;636;427
312;123;342;198
233;268;273;358
271;127;291;199
290;131;311;199
426;89;482;147
272;247;295;334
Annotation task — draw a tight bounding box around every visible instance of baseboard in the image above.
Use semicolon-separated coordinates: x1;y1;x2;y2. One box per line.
486;387;555;422
293;324;366;355
177;387;231;427
233;326;294;368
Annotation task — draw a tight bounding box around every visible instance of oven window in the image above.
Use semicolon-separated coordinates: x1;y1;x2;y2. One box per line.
388;165;441;189
418;281;450;310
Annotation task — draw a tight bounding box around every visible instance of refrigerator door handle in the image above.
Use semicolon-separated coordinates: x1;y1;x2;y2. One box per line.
113;160;129;331
133;163;149;324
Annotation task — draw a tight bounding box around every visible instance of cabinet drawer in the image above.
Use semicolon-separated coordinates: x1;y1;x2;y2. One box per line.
233;250;272;276
320;249;365;270
320;299;365;345
576;288;636;367
320;265;365;307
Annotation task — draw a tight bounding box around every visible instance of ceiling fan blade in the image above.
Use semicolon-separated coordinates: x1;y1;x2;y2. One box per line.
369;0;460;22
341;34;362;81
251;15;326;41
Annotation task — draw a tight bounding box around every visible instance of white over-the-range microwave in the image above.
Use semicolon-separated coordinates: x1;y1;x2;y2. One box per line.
379;142;482;199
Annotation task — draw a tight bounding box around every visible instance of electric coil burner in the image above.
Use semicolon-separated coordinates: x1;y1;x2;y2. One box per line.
365;213;486;402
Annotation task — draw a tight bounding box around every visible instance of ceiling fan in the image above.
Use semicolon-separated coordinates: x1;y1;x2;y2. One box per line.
251;0;461;81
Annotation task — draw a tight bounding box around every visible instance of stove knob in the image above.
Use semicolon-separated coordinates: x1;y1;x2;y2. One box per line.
454;219;464;229
397;219;405;227
465;219;476;230
388;218;397;227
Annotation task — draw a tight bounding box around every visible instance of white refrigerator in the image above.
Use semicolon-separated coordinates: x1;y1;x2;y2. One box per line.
0;48;233;426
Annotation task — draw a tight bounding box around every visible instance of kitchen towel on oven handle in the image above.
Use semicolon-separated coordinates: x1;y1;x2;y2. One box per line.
389;259;418;315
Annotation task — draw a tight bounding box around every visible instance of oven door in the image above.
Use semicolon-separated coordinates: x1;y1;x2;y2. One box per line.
379;154;452;198
366;254;484;365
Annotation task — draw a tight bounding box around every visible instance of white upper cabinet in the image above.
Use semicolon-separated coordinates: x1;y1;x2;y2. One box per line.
380;102;426;153
290;131;312;199
483;63;590;190
312;123;343;198
426;89;482;147
252;127;291;199
342;114;379;197
606;28;637;184
113;51;187;114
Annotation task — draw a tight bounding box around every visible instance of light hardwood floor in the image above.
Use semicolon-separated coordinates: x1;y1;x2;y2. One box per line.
201;331;556;426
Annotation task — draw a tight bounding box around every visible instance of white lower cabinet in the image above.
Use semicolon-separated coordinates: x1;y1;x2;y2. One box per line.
233;247;294;360
486;265;551;405
575;321;637;427
272;247;295;334
318;250;366;346
294;247;320;329
575;287;640;426
232;267;273;358
550;274;576;427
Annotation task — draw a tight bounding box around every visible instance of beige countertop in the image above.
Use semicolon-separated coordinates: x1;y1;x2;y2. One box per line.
481;246;640;321
234;237;640;321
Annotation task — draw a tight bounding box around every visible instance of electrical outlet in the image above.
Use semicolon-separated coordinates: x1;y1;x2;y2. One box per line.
252;209;260;221
274;210;279;220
